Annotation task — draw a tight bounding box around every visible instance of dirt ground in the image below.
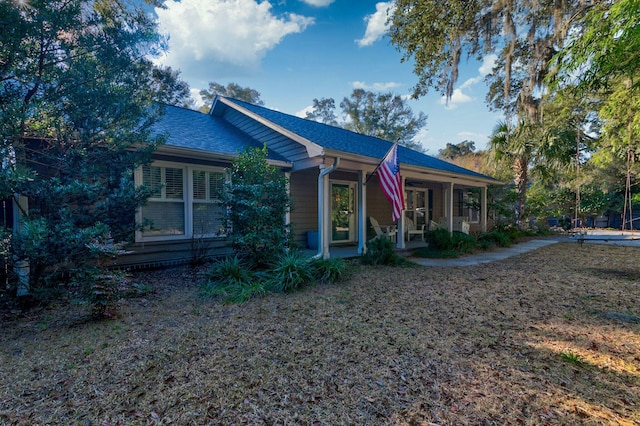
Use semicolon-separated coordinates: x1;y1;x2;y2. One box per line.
0;242;638;425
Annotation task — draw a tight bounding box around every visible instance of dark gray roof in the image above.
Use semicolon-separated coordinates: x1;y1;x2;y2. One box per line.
153;105;289;163
225;98;496;181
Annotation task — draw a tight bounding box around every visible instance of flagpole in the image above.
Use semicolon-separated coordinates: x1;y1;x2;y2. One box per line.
364;140;399;186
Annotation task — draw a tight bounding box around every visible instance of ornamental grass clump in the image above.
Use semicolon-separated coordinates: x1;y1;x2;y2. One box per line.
309;256;349;284
268;251;315;293
202;256;265;303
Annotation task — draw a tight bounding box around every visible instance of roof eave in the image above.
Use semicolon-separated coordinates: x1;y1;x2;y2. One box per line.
322;149;499;186
158;145;293;169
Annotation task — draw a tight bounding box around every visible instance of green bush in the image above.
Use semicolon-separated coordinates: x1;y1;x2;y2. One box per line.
426;228;454;251
309;256;348;284
0;227;12;290
71;266;130;318
360;236;406;266
222;145;293;268
479;230;512;247
451;231;477;253
268;251;314;293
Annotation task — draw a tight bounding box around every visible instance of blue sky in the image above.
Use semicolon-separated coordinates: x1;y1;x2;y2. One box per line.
153;0;503;154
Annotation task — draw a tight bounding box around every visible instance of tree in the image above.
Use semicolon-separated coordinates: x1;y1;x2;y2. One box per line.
552;0;640;93
438;140;475;160
550;1;640;228
340;89;427;151
0;0;181;304
151;66;195;109
388;0;593;223
488;109;581;226
199;82;264;112
305;97;339;126
303;90;427;151
222;145;292;268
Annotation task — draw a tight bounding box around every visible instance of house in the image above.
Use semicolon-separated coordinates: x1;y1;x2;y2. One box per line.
122;96;499;267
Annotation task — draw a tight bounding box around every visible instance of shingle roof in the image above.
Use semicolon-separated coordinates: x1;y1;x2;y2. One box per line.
152;104;289;163
225;98;496;181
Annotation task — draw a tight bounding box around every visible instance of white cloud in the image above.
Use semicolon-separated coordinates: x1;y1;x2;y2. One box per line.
190;88;205;108
155;0;314;82
438;53;498;110
413;128;432;153
356;2;395;47
299;0;335;6
457;130;490;146
295;105;314;118
479;54;498;76
351;80;401;91
439;87;473;110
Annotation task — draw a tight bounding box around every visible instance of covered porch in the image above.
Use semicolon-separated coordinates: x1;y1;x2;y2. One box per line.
291;154;496;260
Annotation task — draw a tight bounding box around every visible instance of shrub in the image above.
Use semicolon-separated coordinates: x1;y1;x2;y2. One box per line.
309;256;348;284
71;266;130;319
360;237;406;266
451;231;477;253
425;228;454;251
0;227;12;290
222;145;293;268
202;256;265;303
268;251;314;293
479;230;512;247
69;231;134;318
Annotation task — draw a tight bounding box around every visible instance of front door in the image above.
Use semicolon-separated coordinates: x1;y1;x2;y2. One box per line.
331;182;356;243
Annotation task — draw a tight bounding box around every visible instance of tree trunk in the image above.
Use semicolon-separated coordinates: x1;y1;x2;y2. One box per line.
513;156;528;228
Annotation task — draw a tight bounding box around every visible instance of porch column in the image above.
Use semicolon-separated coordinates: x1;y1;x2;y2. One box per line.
481;186;488;233
397;176;406;249
285;172;291;243
358;170;367;254
447;182;454;233
316;159;340;259
321;170;331;259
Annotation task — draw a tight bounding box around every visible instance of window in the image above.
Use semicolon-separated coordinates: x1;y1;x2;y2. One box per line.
136;162;227;241
405;189;428;226
454;189;480;223
192;169;226;236
141;165;185;237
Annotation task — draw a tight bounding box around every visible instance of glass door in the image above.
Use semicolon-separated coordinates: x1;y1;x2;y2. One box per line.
406;188;428;226
331;182;356;243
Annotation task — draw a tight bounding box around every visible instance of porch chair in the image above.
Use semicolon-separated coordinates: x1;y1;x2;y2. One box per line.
440;217;471;234
454;217;471;234
369;216;397;242
405;217;426;242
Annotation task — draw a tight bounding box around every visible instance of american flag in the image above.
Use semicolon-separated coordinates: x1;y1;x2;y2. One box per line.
377;142;405;222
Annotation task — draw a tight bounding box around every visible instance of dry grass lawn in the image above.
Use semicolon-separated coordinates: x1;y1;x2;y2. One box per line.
1;242;639;425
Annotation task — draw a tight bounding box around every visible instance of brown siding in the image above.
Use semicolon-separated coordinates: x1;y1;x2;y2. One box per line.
365;175;394;239
290;168;318;248
429;184;444;222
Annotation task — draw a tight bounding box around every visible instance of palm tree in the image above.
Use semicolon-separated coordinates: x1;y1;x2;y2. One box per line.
489;118;578;227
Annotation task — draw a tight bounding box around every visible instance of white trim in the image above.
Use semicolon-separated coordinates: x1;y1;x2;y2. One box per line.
217;97;325;158
329;180;358;244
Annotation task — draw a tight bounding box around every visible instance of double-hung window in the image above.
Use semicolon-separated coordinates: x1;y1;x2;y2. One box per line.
136;162;227;242
454;189;480;223
192;169;226;236
140;165;185;237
